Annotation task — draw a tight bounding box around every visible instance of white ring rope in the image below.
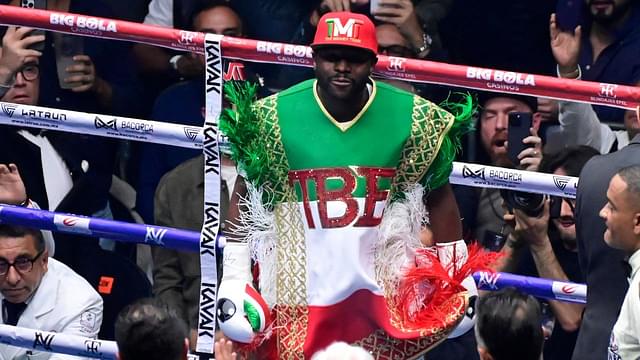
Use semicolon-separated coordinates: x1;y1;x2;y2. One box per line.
0;101;578;199
0;324;117;359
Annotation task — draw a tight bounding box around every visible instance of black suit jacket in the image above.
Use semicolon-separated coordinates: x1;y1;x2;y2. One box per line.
0;126;115;267
572;135;640;360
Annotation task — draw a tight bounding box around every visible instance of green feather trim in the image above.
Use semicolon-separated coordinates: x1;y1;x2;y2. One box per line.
425;93;476;190
220;81;273;192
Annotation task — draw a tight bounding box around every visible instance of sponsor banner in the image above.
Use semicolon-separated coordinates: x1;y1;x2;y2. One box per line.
0;205;203;253
196;33;223;355
1;6;639;110
473;271;587;304
53;214;92;235
451;162;578;199
551;281;587;304
0;323;118;359
475;271;501;291
0;102;204;149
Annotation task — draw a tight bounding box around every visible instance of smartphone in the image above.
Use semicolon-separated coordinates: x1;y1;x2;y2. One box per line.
21;0;47;52
556;0;584;32
508;112;533;167
54;33;84;89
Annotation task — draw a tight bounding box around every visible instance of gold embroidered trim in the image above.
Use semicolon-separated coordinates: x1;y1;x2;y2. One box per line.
391;96;455;194
354;294;467;360
255;95;308;359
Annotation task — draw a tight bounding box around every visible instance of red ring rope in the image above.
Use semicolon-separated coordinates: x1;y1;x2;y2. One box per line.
0;5;638;111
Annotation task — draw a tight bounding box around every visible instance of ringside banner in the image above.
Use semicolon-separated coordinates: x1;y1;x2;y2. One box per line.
450;162;578;199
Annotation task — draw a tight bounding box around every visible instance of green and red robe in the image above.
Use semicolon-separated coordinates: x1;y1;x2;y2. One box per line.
222;79;472;359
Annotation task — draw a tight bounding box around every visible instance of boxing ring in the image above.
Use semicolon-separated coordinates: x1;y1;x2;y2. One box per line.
0;5;635;358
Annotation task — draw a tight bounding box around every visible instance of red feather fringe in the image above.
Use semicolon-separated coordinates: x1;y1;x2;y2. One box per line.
393;242;502;331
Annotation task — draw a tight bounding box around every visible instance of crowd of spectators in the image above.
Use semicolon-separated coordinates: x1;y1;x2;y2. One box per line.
0;0;639;359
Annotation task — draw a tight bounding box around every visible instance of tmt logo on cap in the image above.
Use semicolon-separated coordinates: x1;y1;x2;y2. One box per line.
311;12;378;54
325;17;364;42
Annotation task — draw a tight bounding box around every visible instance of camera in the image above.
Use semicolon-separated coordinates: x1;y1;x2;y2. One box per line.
500;189;546;217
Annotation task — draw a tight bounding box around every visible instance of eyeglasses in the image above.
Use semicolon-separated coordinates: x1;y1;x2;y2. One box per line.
0;249;45;276
16;63;40;82
378;45;415;58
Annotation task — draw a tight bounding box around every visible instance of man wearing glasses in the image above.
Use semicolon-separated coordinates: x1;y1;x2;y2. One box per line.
0;224;102;359
497;146;598;360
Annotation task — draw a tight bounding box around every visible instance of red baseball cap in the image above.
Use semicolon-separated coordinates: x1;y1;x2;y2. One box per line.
311;12;377;55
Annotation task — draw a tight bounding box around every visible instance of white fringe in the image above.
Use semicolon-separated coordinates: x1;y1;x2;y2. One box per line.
226;184;278;308
374;184;430;296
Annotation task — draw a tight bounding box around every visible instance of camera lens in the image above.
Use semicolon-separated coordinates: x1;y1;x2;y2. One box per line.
501;190;545;216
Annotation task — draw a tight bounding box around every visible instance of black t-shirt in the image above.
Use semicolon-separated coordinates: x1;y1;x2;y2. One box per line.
516;235;584;360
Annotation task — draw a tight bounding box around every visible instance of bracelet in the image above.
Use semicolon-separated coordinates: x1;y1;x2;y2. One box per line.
556;64;582;79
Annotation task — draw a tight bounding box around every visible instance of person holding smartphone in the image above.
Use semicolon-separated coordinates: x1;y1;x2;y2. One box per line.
452;93;543;249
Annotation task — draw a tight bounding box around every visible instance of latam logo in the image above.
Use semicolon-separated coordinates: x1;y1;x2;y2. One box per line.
561;284;577;294
387;57;407;72
184;126;200;141
1;103;17;117
53;214;92;234
599;83;618;98
94;116;117;130
553;176;571;191
50;13;117;33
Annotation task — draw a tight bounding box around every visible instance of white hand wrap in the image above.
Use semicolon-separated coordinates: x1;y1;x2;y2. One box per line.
436;239;469;277
221;241;253;283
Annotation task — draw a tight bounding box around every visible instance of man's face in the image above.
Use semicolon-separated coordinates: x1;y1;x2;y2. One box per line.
0;235;47;303
376;24;413;58
586;0;633;24
600;175;640;251
480;97;533;166
551;168;577;247
2;58;40;106
193;6;243;65
313;46;375;102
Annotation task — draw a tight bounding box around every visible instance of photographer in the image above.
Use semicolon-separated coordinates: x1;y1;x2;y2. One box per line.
454;93;543;248
497;146;598;360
